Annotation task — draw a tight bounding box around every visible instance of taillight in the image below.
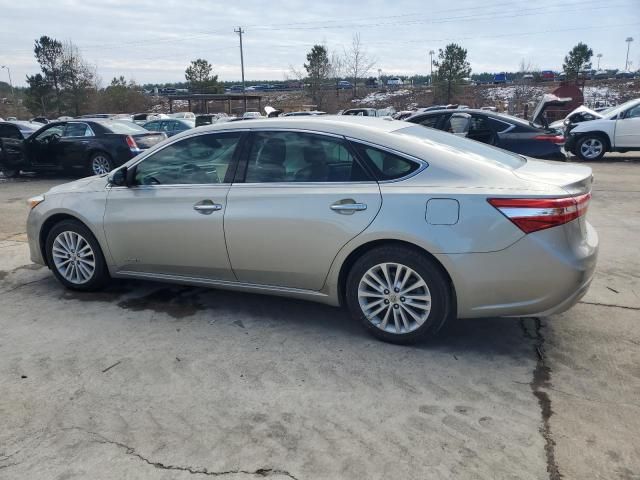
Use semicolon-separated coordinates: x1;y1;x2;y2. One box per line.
125;135;139;152
488;193;591;233
533;134;565;144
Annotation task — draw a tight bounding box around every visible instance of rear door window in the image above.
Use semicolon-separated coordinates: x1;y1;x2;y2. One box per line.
63;123;93;137
243;131;371;183
416;114;443;129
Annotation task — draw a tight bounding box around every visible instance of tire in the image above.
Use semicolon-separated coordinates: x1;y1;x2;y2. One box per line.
345;245;453;344
45;219;110;291
0;168;20;178
87;151;113;176
575;135;607;161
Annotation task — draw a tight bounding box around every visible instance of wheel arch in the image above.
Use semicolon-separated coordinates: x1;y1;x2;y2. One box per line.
38;213;96;267
336;239;457;314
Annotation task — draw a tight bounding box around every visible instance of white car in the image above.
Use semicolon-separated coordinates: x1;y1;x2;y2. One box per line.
565;98;640;160
549;105;603;130
386;77;403;86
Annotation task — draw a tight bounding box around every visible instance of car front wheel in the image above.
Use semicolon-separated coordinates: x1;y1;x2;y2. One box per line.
576;135;606;161
346;245;453;344
45;220;109;291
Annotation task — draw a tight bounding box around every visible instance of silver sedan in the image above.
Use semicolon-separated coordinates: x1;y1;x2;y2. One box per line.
26;117;598;343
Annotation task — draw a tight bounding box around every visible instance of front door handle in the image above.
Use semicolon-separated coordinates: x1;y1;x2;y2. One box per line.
193;201;222;215
330;200;367;214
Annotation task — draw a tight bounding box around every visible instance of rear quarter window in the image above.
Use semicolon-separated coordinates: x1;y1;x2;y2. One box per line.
351;142;420;181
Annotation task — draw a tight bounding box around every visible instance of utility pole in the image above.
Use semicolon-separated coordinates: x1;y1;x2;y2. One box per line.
234;27;247;113
596;53;602;70
429;50;435;85
625;37;634;71
1;65;16;117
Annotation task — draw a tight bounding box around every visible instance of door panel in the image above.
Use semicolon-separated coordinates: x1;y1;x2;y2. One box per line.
614;117;640;148
104;185;233;279
103;131;244;280
225;184;381;290
224;130;381;291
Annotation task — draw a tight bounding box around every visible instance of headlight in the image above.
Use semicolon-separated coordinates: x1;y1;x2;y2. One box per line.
27;194;45;209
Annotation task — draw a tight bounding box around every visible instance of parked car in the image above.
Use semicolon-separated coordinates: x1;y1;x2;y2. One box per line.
143;118;195;137
25;116;597;343
31;117;49;124
541;70;556;81
405;94;571;161
243;111;262;119
168;112;196;120
281;111;327;116
195;114;229;127
341;108;378;117
133;113;168;126
386;77;403;86
593;70;610;80
565;98;640;160
392;111;417;120
493;73;508;84
0;119;166;178
337;80;353;89
615;70;635;79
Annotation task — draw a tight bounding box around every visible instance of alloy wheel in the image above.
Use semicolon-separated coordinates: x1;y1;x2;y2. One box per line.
357;262;432;334
91;155;111;175
52;231;96;284
580;138;603;160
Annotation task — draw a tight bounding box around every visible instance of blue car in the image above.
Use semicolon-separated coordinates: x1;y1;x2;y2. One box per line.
337;80;353;89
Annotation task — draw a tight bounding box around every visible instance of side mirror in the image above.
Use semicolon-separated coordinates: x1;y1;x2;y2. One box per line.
108;167;127;187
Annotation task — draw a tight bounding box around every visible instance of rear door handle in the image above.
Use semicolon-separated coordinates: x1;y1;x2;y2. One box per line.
193;202;222;214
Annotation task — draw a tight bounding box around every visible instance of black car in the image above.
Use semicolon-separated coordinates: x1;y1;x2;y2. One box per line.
405;96;570;161
142;118;195;137
0;119;166;178
0;120;40;140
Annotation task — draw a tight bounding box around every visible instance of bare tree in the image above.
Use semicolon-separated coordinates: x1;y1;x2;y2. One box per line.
512;58;540;118
343;33;376;98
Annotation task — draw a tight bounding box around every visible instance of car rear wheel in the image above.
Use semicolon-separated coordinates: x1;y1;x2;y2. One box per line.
576;135;606;161
45;220;109;291
88;152;113;176
346;245;453;344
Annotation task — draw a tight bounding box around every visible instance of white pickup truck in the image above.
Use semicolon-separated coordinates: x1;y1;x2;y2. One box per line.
565;98;640;160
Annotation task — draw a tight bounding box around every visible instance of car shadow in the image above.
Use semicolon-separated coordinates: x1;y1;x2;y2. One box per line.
60;278;536;360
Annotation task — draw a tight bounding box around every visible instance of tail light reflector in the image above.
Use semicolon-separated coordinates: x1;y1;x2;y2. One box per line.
533;134;565;144
488;193;591;233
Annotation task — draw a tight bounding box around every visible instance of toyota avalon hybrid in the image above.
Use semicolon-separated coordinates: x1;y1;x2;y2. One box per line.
26;116;598;344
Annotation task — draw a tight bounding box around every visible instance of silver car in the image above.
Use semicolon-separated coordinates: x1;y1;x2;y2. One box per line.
26;117;598;343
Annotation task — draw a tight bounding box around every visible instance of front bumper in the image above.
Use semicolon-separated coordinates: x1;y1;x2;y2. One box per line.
26;205;47;266
564;135;577;154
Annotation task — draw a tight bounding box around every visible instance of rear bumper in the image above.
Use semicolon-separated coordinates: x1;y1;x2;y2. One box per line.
438;220;598;318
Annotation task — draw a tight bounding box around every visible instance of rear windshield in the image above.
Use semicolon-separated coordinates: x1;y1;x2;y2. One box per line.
393;125;526;169
101;120;148;134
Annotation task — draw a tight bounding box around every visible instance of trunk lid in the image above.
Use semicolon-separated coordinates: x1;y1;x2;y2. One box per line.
530;94;573;129
513;157;593;195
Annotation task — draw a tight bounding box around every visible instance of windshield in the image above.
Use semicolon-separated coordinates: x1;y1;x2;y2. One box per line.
603;99;640;119
102;120;149;134
393;125;526;169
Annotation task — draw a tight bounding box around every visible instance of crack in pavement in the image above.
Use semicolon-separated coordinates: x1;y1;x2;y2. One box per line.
520;318;562;480
0;277;49;294
69;427;300;479
578;301;640;311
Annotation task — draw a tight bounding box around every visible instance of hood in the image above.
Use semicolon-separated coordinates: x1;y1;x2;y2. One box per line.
264;106;282;117
549;105;603;129
513;157;593;195
531;94;573;129
47;175;108;195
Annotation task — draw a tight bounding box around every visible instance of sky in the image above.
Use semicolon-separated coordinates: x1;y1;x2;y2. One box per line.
1;0;639;87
